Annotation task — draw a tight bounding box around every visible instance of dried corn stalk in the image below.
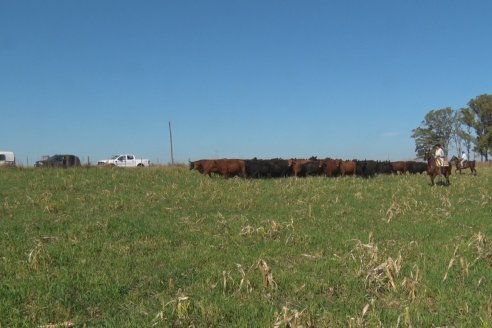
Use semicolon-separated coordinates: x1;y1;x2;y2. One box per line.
349;237;379;276
236;263;252;293
222;270;234;295
258;259;277;289
366;255;402;293
176;296;190;320
240;225;254;236
401;265;420;302
468;231;492;266
38;321;74;328
153;290;191;326
443;245;459;282
273;304;306;328
347;300;374;328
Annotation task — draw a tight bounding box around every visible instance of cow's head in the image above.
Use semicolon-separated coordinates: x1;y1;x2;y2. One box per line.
191;161;204;173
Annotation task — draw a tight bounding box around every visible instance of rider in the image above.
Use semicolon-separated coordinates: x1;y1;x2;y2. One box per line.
460;151;467;167
434;144;445;167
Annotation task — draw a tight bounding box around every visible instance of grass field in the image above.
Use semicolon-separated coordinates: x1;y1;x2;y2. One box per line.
1;165;491;327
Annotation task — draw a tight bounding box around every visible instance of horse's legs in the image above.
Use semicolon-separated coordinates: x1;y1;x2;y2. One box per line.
438;168;447;184
445;167;452;185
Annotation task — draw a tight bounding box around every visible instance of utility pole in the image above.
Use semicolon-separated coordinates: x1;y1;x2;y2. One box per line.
168;121;175;165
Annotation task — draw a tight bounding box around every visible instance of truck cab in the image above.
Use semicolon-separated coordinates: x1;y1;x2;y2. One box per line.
115;154;137;167
0;151;16;167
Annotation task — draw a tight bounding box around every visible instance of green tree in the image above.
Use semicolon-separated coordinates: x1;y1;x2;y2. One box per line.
462;94;492;161
450;110;465;156
457;108;475;159
411;107;455;158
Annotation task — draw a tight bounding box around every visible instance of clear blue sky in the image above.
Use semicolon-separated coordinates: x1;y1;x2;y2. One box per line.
2;1;491;165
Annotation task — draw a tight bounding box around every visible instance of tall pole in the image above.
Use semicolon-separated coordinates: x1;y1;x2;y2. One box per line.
168;121;175;165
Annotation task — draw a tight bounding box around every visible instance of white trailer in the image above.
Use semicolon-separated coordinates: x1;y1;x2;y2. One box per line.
0;151;16;166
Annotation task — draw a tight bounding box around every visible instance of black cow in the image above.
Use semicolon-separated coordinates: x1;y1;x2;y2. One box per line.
405;161;427;174
364;160;378;177
245;158;271;178
376;161;393;174
268;159;291;177
245;158;291;178
304;160;323;176
355;160;377;178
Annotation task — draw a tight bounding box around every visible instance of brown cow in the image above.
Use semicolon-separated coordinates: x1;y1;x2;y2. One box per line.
391;161;407;174
288;157;324;177
189;159;206;173
287;159;311;177
319;158;340;177
190;159;246;178
339;160;356;176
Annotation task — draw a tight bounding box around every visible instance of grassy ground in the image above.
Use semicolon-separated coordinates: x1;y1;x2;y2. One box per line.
1;165;491;327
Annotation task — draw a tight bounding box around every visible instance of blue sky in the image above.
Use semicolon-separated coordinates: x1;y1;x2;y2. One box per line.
1;1;491;165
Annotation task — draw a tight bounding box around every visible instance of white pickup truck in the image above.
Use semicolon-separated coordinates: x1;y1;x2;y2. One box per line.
0;151;16;167
98;154;151;167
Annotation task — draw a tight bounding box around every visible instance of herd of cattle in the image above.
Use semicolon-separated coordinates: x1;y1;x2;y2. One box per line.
189;157;428;179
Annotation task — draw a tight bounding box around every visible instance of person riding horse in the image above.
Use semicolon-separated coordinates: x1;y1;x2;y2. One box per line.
450;153;477;175
460;151;467;168
427;144;451;185
434;144;446;167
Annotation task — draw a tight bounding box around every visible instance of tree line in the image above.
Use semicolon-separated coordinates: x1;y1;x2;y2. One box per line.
411;94;492;161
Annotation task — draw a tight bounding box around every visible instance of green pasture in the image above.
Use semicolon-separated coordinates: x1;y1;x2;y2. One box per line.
0;165;491;327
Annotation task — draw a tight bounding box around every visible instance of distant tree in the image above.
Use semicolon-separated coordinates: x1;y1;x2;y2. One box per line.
411;107;455;158
457;108;476;159
411;126;437;159
450;110;465;156
462;94;492;161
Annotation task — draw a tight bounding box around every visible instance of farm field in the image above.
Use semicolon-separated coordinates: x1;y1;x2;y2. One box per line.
1;165;491;327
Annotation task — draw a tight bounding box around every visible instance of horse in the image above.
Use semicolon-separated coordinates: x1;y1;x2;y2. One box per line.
425;152;452;186
450;156;477;175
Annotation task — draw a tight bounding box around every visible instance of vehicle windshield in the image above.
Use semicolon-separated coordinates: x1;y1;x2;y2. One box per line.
110;155;119;159
50;155;64;161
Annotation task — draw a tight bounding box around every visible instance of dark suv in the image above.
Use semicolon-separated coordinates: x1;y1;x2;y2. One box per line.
35;154;81;168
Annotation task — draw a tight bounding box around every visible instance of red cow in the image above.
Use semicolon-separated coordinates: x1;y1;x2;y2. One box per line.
287;159;310;177
190;159;246;178
319;159;340;177
391;161;407;174
339;160;356;176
